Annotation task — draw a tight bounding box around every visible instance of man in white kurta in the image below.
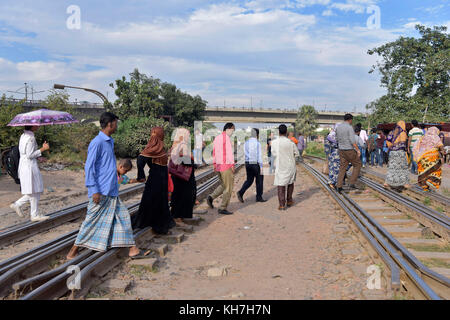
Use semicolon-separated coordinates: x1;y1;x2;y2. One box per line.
271;125;300;210
10;127;50;222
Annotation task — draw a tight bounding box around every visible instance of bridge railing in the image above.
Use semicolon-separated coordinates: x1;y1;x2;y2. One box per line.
1;98;104;109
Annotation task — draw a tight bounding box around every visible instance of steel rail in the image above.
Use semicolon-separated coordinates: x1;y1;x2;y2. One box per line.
360;177;450;232
0;184;144;247
0;169;216;248
18;165;242;300
342;194;450;299
0;203;140;298
302;164;402;290
302;163;444;300
363;167;450;209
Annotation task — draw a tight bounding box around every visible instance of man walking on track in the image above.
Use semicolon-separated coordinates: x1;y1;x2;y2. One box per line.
335;113;362;193
237;128;267;203
67;112;145;260
207;123;236;215
271;124;300;211
297;133;306;163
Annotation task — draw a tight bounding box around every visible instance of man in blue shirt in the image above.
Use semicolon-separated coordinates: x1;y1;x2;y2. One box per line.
67;112;145;260
236;128;267;203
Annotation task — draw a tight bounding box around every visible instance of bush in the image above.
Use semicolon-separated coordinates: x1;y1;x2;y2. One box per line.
36;123;99;165
0;99;24;151
305;141;326;158
114;116;172;158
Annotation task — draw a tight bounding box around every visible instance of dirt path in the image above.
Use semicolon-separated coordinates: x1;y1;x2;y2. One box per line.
98;166;394;300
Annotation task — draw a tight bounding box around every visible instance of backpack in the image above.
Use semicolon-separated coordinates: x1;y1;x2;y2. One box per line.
2;146;20;184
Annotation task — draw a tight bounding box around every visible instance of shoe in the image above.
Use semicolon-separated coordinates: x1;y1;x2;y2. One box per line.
206;196;214;209
237;192;244;203
256;198;267;203
218;209;233;215
278;206;286;211
31;215;50;222
349;184;363;191
10;203;24;218
287;201;294;208
336;188;343;194
129;249;152;260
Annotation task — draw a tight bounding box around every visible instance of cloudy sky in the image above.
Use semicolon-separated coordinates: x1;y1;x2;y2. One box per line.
0;0;448;112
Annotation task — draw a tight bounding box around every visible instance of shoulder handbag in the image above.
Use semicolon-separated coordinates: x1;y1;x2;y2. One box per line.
168;159;193;181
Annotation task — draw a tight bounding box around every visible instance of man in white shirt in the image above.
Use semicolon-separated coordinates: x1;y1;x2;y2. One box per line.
237;128;266;203
271;125;300;210
356;123;368;168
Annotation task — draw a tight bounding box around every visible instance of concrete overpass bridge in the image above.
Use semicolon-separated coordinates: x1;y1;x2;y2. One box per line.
1;99;363;127
205;106;363;127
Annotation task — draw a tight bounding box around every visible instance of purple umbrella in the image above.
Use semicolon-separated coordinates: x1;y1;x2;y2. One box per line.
7;109;79;127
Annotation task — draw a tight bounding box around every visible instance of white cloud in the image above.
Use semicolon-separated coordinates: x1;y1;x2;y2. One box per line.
322;9;335;16
329;0;380;14
0;0;411;111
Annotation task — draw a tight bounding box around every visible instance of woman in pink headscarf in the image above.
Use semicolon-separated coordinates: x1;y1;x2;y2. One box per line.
412;126;445;191
170;128;197;226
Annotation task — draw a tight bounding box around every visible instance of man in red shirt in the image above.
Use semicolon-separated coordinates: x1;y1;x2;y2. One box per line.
207;123;235;215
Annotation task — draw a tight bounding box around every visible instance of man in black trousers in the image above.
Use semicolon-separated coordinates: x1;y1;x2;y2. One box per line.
237;128;267;203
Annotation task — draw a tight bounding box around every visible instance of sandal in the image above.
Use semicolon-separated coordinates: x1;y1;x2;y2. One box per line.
129;249;152;260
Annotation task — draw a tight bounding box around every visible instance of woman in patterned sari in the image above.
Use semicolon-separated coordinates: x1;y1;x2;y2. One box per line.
384;120;411;189
324;124;340;189
412;127;444;191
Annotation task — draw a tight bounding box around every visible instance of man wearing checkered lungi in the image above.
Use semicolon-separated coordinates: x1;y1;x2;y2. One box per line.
67;112;144;260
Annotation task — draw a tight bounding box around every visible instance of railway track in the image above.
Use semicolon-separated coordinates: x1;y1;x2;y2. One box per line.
0;166;216;248
302;160;450;299
0;164;243;300
305;154;450;215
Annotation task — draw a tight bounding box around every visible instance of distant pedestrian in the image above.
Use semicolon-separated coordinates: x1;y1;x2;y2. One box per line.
271;124;300;210
288;131;298;145
413;126;444;191
367;129;379;166
297;133;306;163
170;128;197;226
10;126;50;222
268;132;274;174
335;114;362;193
237;128;266;203
375;130;386;167
132;127;176;234
207;123;236;215
67;112;143;260
356;123;368;168
194;128;203;165
383;130;390;165
384;121;411;189
408;120;423;175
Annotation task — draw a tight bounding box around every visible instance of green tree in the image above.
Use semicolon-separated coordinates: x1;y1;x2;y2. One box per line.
0;95;24;150
367;25;449;123
110;69;207;127
110;68;163;120
295;105;318;139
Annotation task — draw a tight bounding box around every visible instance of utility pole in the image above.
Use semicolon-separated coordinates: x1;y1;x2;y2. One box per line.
24;83;28;101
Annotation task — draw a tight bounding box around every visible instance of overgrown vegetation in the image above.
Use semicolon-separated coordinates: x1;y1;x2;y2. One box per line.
304;141;326;159
109;68;206;127
1;70;209;167
114;116;172;158
367;25;449;123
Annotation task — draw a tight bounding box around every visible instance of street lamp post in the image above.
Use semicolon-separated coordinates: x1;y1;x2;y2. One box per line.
53;84;109;108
